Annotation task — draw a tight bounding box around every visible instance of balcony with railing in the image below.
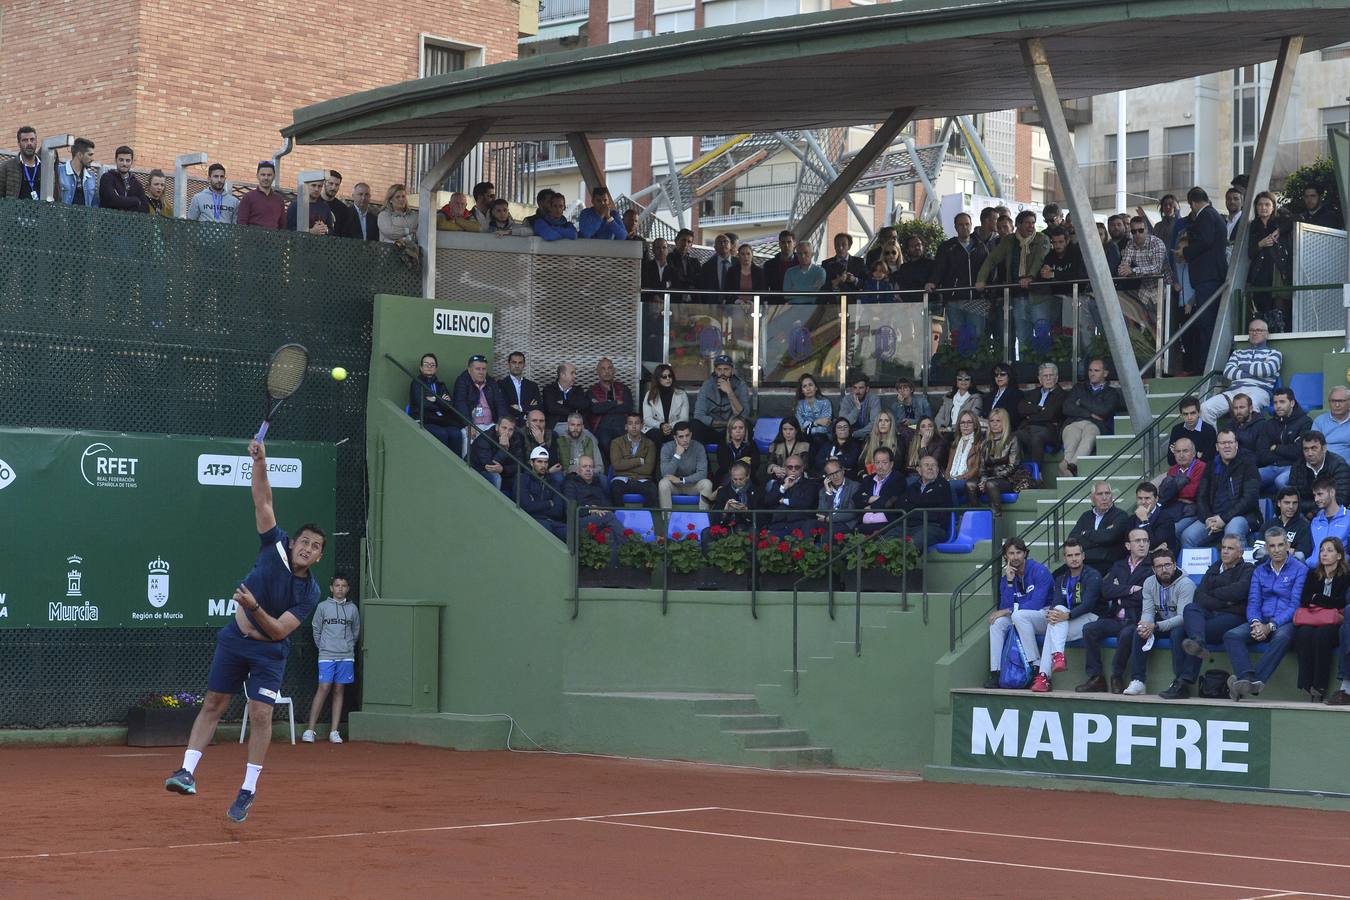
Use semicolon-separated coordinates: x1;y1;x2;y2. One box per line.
1039;152;1194;209
539;0;589;22
699;182;796;227
533;141;578;172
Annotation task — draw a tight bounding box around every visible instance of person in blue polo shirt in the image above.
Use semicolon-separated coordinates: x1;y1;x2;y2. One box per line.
1223;526;1307;700
164;439;325;823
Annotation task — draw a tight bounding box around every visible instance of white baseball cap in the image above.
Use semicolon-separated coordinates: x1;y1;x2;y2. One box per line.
529;446;550;461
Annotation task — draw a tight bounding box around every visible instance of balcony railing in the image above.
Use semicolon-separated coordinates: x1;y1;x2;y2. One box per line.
699;182;796;226
405;140;537;205
1040;152;1194;208
539;0;589;21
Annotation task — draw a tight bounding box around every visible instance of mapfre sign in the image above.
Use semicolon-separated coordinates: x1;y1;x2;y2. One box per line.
950;693;1271;788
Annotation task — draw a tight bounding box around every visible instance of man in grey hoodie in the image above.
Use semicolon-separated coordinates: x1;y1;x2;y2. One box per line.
303;574;361;744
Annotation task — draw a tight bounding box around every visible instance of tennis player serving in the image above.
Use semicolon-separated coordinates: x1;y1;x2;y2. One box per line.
165;438;324;823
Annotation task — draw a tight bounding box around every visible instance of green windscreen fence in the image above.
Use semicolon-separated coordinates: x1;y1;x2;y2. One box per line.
0;199;420;727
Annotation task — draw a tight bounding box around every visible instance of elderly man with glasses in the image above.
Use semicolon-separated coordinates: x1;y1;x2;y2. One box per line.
1199;319;1282;426
1312;387;1350;463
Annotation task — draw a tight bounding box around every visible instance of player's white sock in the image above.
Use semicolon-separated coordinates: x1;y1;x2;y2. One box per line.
1342;679;1350;694
242;763;262;793
182;749;203;775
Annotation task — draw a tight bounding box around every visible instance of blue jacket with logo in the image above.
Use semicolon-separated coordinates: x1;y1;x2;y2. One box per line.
998;557;1053;612
1246;556;1308;626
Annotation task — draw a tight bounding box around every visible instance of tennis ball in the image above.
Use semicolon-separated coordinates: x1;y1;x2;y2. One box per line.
331;367;348;382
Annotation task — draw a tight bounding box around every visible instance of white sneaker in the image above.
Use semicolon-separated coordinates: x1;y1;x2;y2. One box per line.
1122;679;1146;696
328;731;343;744
301;729;316;743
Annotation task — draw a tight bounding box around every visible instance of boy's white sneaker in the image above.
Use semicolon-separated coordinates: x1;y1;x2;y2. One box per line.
328;731;343;744
1122;680;1146;696
301;729;317;743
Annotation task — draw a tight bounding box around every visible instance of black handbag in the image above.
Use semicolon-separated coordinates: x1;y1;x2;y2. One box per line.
1199;669;1231;699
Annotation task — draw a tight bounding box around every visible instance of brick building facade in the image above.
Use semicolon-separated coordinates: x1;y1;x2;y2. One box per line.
0;0;523;195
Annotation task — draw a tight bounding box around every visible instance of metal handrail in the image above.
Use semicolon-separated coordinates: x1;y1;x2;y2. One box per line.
945;369;1225;653
1137;280;1227;378
384;353;581;615
641;274;1165;301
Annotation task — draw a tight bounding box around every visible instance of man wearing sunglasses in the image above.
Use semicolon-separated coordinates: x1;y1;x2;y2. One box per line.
1117;214;1168;312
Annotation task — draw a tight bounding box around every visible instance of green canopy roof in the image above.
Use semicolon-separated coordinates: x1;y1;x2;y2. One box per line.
286;0;1350;146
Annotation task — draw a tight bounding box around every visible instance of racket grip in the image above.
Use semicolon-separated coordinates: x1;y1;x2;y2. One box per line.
255;421;271;442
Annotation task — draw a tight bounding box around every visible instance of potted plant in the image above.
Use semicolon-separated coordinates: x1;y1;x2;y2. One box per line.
127;692;205;747
577;521;623;588
614;527;659;589
661;524;710;590
754;528;832;591
704;525;752;590
844;532;923;594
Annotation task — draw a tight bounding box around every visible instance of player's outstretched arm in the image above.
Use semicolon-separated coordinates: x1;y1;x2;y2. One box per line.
249;439;277;534
235;583;301;640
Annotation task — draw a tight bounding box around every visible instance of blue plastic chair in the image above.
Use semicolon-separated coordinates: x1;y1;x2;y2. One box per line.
671;493;701;507
1290;372;1324;412
621;493;647;504
935;511;991;554
1000;460;1040;504
668;511;710;540
615;509;657;541
753;417;782;452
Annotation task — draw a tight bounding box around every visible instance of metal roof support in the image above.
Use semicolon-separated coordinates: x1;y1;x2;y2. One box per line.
1021;37;1151;434
419;119;496;298
662;138;686;230
800;131;874;243
793;112;913;243
565;132;606;198
902;136;940;221
1204;35;1304;374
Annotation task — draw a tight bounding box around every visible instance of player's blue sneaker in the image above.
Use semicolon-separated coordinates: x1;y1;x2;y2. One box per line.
164;768;196;795
226;789;255;823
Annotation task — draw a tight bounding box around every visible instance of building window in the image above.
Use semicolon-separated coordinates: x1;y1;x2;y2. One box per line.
1322;41;1350;61
1321;106;1350;131
423;43;465;77
1103;131;1150;159
608;0;635;42
410;37;486;194
1233;65;1261;178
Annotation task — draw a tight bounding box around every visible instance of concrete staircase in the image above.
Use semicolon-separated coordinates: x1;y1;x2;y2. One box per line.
561;690;833;768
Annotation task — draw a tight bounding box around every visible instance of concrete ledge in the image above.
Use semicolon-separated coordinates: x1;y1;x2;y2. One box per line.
923;764;1350;812
350;711;511;750
0;723;296;747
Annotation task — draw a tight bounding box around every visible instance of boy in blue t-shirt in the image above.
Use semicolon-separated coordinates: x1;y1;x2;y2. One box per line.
164;439;324;823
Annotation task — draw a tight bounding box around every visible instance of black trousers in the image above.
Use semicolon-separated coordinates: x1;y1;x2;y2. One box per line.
1081;616;1136;678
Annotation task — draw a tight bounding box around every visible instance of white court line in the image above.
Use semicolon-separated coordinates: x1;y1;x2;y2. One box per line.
100;753;168;758
1236;893;1299;900
585;820;1350;899
0;806;719;863
717;807;1350;872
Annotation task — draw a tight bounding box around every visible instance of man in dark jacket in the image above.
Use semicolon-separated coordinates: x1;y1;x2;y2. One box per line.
1068;481;1132;574
1130;482;1179;553
588;357;635;451
667;229;702;303
542;362;591;433
764;454;818;536
822;232;867;292
1058;358;1123;476
1177;187;1229;373
409;353;464;455
703;462;760;548
855;447;906;535
1256;388;1312;492
1254;488;1313;561
470;416;524;497
1289;431;1350;520
1076;528;1153;693
452;354;506;442
98;146;147;212
1014;362;1068;464
926;212;989;348
0;125;41;200
899;454;950;548
1168;396;1217;464
1180;430;1260;548
563;455;621;535
498;351;542;422
1294;185;1342;229
1161;535;1255;698
762;230;797;294
520;448;566;540
817;459;862;532
1216;392;1267;458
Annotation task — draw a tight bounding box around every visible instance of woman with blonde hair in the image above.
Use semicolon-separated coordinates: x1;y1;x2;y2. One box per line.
905;416;946;481
860;410;903;478
944;409;982;504
969;408;1021;517
378;184;419;246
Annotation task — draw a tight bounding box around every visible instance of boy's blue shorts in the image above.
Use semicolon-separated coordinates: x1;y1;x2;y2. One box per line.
318;659;355;685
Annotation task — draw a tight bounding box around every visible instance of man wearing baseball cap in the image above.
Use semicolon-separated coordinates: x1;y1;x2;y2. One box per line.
692;355;750;446
520;446;567;540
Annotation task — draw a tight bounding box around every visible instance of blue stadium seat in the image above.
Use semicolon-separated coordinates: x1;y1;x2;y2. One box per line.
622;493;647;505
753;417;782;452
935;511;990;554
671;493;701;507
668;511;710;539
1025;461;1041;482
615;509;657;541
1290;372;1324;412
1260;497;1275;523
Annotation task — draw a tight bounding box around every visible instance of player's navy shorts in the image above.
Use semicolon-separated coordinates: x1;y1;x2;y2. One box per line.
207;627;288;705
317;659;355;684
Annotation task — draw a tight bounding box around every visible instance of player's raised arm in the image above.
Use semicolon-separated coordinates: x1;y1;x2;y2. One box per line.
249;439;277;534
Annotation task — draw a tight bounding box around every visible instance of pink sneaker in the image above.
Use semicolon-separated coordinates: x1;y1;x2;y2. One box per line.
1031;673;1051;693
1052;652;1067;674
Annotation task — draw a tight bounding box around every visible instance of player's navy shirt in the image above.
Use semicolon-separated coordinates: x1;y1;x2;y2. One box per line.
221;525;321;649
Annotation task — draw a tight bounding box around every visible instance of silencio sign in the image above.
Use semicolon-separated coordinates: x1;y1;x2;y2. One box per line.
433;308;494;338
950;692;1271;788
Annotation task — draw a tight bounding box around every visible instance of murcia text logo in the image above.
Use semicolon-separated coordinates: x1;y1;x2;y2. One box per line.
49;600;99;622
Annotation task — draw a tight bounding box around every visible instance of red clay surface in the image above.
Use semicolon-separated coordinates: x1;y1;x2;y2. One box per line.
3;743;1349;898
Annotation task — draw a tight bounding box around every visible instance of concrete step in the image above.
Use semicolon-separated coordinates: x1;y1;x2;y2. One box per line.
567;690;759;715
696;713;783;729
744;746;835;768
724;727;811;749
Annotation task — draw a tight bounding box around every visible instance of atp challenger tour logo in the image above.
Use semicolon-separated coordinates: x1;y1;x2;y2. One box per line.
81;443;140;488
951;694;1272;787
197;454;303;488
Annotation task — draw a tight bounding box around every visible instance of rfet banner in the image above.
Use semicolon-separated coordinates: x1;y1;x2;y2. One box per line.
950;691;1272;788
0;428;335;628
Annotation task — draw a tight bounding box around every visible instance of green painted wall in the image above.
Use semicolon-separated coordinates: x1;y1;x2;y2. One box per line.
368;293;496;412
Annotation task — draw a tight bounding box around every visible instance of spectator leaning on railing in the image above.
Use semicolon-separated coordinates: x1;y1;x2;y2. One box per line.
145;170;172;217
577;186;627;240
98;146;147;212
188;163;239;224
926;212;989;344
57;137;99;207
236;161;287;230
0;126;42;199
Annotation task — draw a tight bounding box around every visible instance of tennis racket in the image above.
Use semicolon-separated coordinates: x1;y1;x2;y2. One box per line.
254;343;309;441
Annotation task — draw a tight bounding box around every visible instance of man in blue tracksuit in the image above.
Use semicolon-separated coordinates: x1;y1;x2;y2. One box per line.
985;537;1053;688
164;439;325;823
1223;526;1308;699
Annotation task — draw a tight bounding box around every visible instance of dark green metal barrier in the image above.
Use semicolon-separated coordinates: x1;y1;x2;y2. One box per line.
0;199;420;727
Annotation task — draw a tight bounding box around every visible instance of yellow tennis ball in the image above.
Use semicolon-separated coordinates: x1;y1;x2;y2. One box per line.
331;367;348;381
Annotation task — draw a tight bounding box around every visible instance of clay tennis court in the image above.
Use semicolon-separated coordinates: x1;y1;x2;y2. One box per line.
4;743;1349;898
